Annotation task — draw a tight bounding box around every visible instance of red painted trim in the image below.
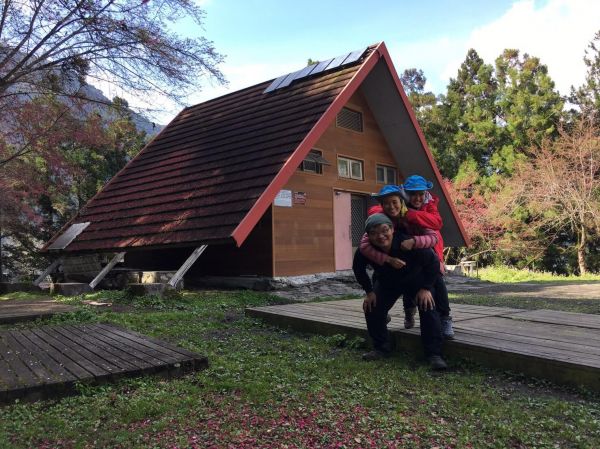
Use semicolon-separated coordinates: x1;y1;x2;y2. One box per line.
231;45;383;246
376;44;471;246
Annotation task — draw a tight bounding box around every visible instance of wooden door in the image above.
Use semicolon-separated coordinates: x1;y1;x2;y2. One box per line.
333;191;352;270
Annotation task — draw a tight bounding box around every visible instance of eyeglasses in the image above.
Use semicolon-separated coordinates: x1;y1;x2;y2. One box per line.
367;225;392;237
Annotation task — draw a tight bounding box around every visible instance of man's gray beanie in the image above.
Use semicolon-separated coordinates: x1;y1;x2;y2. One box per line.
364;213;393;233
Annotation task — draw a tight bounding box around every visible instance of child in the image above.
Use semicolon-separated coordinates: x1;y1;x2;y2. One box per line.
401;175;453;339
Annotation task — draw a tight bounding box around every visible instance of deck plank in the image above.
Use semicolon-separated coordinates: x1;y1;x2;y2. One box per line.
0;299;74;324
509;309;600;330
0;323;208;403
246;299;600;391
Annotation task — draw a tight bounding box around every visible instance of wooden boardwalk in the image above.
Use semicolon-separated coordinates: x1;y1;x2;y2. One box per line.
0;323;207;403
247;300;600;391
0;299;75;324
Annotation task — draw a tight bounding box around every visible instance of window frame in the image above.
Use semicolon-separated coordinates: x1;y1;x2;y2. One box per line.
375;163;398;185
299;148;325;175
337;155;364;181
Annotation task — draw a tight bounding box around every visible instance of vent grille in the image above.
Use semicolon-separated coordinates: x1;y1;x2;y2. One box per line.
336;108;363;132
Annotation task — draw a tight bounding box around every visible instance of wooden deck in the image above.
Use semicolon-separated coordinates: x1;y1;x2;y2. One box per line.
247;300;600;391
0;299;75;324
0;323;207;403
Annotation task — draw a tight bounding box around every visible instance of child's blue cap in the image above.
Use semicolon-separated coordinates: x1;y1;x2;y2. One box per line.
402;175;433;191
371;185;403;200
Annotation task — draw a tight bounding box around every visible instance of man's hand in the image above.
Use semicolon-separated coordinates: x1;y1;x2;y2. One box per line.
386;257;406;269
363;291;377;313
401;238;416;251
416;289;435;311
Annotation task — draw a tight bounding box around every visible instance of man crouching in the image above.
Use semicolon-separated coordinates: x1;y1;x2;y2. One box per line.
352;213;447;370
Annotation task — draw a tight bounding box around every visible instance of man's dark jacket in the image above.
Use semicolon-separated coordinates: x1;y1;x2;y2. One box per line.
352;232;440;294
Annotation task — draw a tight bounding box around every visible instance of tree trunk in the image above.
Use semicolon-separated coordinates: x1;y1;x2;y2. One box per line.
577;225;588;275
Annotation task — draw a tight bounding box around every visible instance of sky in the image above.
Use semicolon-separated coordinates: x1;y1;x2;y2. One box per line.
106;0;600;124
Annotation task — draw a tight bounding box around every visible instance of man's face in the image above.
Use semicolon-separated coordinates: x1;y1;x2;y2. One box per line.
381;195;403;218
367;223;393;249
408;191;426;209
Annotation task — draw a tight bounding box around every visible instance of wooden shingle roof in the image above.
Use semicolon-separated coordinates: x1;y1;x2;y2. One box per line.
46;46;378;252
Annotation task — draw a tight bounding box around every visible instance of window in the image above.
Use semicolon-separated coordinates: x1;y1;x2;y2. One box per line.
376;164;397;184
336;107;363;132
338;156;364;180
299;149;330;174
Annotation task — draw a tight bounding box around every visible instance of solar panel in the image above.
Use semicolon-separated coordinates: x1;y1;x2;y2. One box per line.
47;222;91;250
326;53;351;72
263;47;368;94
276;69;304;90
294;62;319;80
309;58;335;77
264;73;291;93
342;49;365;66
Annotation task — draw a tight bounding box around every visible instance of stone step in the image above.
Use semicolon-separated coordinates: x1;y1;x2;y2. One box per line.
51;283;92;296
139;271;177;284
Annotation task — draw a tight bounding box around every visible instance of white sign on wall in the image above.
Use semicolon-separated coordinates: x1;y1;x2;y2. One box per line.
274;189;292;207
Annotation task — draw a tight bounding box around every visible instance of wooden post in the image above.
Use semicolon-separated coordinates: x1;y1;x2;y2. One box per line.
89;252;126;290
33;258;64;286
168;245;208;288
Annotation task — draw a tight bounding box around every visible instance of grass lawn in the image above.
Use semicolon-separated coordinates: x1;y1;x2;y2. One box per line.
475;266;600;283
449;293;600;315
0;289;599;448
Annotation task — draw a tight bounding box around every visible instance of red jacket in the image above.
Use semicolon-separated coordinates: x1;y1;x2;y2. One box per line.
405;193;445;272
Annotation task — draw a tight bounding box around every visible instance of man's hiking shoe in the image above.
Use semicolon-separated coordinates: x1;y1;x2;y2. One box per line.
386;313;391;324
427;355;448;371
441;316;455;339
404;307;417;329
362;350;391;361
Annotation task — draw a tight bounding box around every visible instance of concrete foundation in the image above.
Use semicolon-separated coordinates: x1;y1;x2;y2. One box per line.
51;283;92;296
187;271;357;291
0;282;44;294
126;283;177;297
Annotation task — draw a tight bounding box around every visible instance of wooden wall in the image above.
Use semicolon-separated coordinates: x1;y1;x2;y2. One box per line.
272;89;399;276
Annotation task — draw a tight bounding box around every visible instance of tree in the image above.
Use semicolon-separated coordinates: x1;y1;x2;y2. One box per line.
433;49;502;179
0;0;223;171
442;160;508;264
494;49;564;175
0;0;224;106
400;68;437;123
570;29;600;121
0;96;147;279
503;117;600;274
0;1;222;278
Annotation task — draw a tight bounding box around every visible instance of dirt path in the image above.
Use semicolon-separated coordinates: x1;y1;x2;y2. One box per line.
272;273;600;301
454;280;600;300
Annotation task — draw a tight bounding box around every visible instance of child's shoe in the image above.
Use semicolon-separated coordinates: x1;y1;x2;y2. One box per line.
404;307;417;329
441;316;455;339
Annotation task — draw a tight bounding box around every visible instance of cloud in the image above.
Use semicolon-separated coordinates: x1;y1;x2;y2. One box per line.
387;37;466;94
441;0;600;95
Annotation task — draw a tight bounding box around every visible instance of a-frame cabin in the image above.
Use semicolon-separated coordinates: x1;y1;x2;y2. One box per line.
44;42;468;285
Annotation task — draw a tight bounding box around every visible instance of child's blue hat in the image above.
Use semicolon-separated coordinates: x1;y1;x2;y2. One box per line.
371;185;403;200
402;175;433;191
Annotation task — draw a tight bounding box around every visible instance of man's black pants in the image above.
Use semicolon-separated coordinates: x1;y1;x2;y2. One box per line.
402;275;450;318
365;281;443;357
